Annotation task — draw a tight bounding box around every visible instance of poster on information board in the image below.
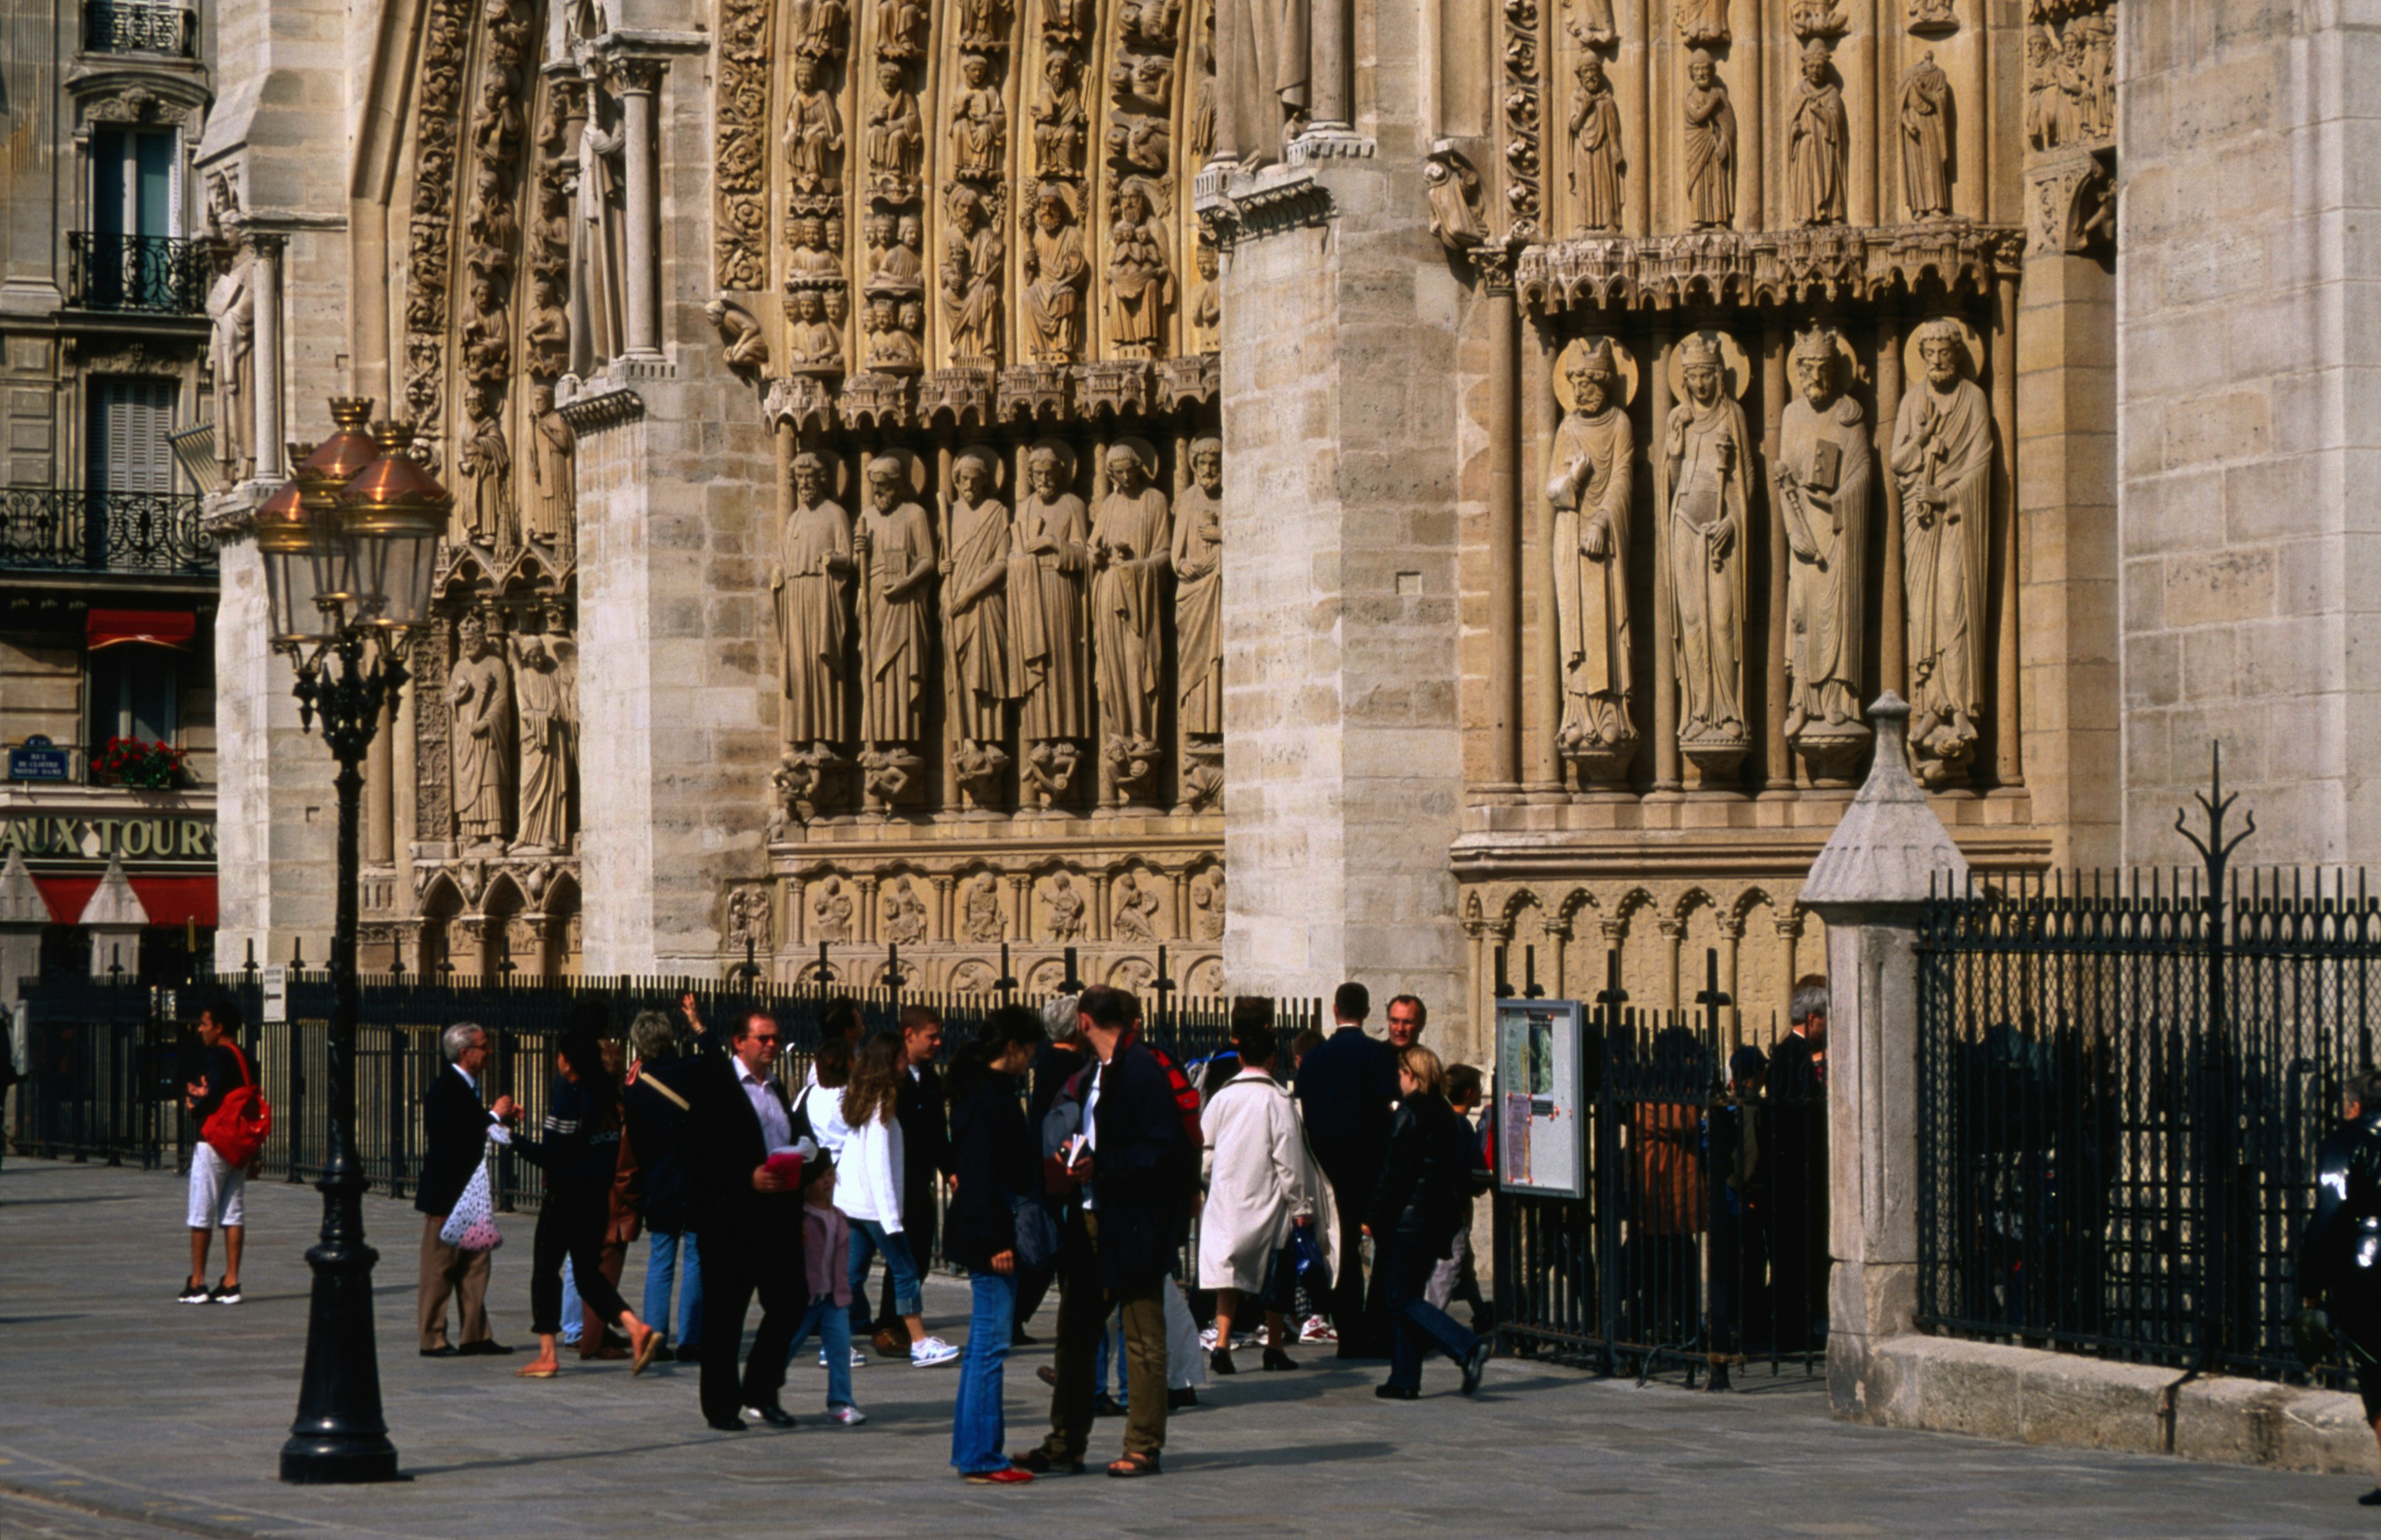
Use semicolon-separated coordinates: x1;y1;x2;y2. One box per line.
1495;999;1584;1198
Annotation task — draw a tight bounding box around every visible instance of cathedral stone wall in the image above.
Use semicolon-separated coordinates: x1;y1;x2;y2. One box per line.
2116;0;2381;865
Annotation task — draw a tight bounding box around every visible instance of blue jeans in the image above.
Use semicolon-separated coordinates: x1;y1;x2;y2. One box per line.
1093;1304;1127;1402
642;1228;704;1348
1383;1240;1479;1394
951;1270;1016;1474
782;1294;856;1408
848;1218;922;1321
559;1257;582;1344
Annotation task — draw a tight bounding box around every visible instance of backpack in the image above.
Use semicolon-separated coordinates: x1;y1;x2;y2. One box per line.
200;1042;272;1170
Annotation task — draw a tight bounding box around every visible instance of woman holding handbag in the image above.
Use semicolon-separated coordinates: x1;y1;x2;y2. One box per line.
510;1032;662;1379
944;1006;1048;1484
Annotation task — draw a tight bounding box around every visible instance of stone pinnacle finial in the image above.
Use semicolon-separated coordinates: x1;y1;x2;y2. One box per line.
1799;691;1967;908
0;846;49;927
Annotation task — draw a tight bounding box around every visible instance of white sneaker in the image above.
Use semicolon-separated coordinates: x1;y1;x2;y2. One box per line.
910;1336;960;1367
1198;1326;1220;1350
830;1404;867;1425
849;1347;868;1368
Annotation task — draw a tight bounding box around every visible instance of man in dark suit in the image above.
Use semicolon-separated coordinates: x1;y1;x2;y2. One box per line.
1766;976;1830;1354
1015;986;1195;1479
868;1004;951;1354
687;1009;809;1431
416;1021;515;1356
1295;981;1400;1358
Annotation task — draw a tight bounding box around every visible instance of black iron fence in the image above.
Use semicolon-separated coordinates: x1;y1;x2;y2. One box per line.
0;489;213;575
1494;987;1829;1387
84;0;195;53
1915;858;2381;1387
68;232;212;315
6;968;1316;1221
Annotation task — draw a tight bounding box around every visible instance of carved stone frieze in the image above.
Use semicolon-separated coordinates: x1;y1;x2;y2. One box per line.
1517;221;2024;315
2028;146;2114;260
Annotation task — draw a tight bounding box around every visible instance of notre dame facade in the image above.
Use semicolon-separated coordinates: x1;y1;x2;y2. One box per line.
175;0;2364;1058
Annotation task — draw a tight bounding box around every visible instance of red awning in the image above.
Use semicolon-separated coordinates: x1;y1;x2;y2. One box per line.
27;874;216;927
86;609;196;650
131;876;216;927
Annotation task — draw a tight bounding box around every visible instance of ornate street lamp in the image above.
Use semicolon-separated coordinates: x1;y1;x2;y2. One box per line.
265;398;447;1485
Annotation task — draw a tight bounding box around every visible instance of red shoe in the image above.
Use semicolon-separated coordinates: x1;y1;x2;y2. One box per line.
965;1467;1035;1485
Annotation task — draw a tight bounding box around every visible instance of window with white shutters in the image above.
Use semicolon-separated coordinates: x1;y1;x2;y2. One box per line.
87;377;177;492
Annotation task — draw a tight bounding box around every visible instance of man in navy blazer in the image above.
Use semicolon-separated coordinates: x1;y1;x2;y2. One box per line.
416;1021;514;1356
685;1010;809;1431
1295;981;1399;1358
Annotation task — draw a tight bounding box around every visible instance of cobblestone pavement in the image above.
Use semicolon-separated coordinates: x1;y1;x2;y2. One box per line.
4;1157;2379;1539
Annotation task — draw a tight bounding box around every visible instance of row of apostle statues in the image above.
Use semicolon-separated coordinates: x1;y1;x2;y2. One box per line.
445;612;582;854
1546;317;1993;790
1560;38;1958;234
771;433;1222;818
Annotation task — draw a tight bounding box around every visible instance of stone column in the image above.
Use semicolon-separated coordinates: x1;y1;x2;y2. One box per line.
1718;912;1742;1048
1091;872;1111;942
857;875;879;943
1874;313;1906;696
1483;257;1522;794
1799;691;1968;1420
931;874;955;943
618;59;664;360
0;850;48;1009
1170;869;1190;939
1657;916;1682;1011
366;700;394;865
80;856;149;981
1009;875;1034;942
1991;272;2021;787
249;233;285;482
1311;0;1351;129
1762;324;1789;792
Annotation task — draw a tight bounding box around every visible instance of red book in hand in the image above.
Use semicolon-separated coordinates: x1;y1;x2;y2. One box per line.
765;1150;805;1184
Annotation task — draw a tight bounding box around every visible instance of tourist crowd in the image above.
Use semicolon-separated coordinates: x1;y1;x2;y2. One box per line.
176;981;1497;1481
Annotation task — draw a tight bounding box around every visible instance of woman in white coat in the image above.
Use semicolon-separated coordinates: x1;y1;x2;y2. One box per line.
1199;1005;1339;1374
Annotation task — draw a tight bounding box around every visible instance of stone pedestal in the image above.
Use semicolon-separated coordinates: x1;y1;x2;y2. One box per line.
1799;692;1967;1421
1205;138;1469;1011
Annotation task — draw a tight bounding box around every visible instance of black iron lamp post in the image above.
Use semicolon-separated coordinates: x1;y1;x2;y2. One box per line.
264;399;450;1484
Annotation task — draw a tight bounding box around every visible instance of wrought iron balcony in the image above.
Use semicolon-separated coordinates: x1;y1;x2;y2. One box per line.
68;233;212;316
0;490;215;576
82;0;194;55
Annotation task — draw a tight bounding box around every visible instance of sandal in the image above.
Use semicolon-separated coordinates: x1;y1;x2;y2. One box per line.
631;1327;663;1376
517;1361;561;1379
1106;1451;1161;1479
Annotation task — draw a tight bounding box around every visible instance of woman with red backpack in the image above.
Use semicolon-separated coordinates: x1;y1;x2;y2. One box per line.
182;994;267;1305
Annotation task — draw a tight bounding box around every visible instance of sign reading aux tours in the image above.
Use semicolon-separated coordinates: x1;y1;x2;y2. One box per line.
0;812;218;864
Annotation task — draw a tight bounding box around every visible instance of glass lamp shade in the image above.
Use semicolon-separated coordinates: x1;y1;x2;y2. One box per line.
254;479;343;647
337;420;451;631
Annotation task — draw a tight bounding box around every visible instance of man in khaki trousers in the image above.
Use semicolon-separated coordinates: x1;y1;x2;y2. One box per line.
416;1022;515;1356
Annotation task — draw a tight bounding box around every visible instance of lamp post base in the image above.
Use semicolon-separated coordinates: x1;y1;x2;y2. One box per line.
278;1218;401;1485
278;1438;402;1485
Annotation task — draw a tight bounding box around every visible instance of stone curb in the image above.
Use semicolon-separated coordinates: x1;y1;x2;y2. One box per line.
1852;1336;2372;1474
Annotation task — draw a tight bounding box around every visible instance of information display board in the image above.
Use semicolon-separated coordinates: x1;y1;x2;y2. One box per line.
1494;999;1585;1198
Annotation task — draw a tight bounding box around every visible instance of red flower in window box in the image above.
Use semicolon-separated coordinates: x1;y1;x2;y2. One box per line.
92;737;188;791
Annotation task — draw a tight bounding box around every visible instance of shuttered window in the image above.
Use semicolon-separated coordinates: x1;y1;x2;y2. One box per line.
87;377;177;492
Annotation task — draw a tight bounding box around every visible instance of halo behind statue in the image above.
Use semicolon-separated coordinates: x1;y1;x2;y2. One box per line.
789;445;851;498
1554;336;1640;415
1665;328;1752;402
1103;435;1159;484
952;443;1008;492
864;446;929;497
1025;436;1079;490
1902;316;1984;387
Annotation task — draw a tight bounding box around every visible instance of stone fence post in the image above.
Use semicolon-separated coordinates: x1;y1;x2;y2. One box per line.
1798;692;1967;1420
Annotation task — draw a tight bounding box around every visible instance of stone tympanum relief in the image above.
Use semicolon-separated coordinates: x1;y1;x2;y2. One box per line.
1775;327;1872;785
1892;319;1994;787
1546;337;1638;782
1664;332;1751;781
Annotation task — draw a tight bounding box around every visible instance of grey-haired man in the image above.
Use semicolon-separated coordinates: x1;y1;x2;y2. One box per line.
416;1021;516;1356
